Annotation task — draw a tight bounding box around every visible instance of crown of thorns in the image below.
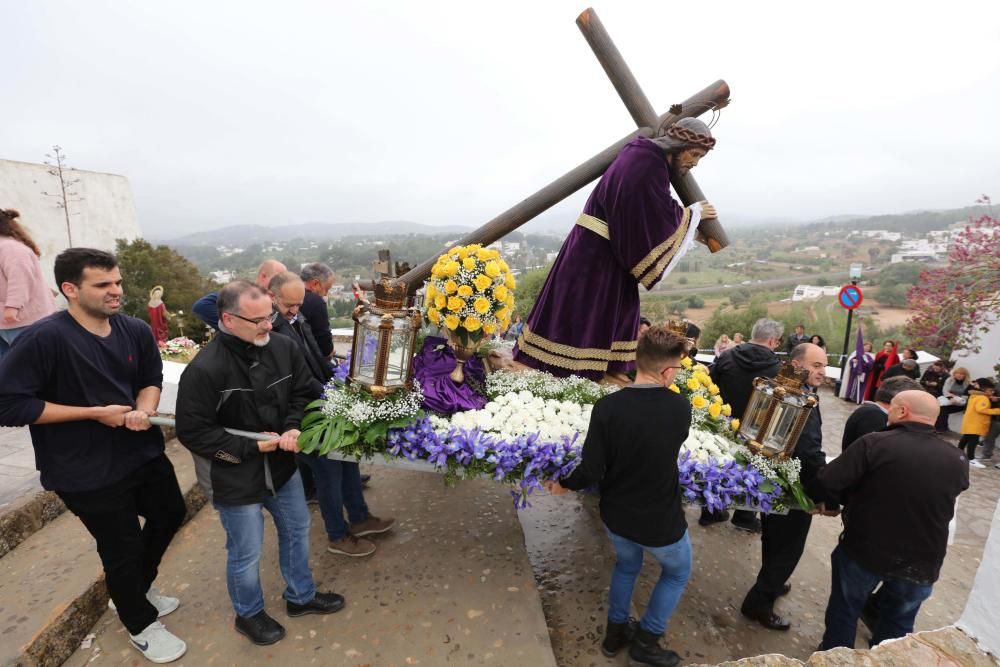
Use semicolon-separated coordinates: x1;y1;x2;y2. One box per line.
665;125;716;151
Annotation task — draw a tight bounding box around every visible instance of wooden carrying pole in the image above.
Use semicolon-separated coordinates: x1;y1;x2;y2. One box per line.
576;7;730;253
395;79;730;292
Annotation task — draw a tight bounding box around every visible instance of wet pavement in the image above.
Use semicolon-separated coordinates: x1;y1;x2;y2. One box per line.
66;467;557;667
518;385;1000;664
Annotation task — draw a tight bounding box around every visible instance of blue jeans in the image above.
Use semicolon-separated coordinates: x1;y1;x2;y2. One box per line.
606;528;691;635
214;471;316;617
0;326;26;360
297;453;368;541
821;543;933;649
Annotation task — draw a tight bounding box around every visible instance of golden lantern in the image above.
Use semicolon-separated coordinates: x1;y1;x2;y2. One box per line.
738;363;818;459
348;279;422;399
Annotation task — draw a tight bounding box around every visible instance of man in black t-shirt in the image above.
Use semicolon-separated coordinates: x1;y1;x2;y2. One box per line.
842;376;921;451
547;326;691;667
0;249;187;664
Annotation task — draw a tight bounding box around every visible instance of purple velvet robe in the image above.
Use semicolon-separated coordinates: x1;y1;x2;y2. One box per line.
513;137;693;380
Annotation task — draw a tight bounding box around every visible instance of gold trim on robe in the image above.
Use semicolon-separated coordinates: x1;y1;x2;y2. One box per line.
575;213;611;240
638;214;692;290
520;324;637;362
515;338;613;373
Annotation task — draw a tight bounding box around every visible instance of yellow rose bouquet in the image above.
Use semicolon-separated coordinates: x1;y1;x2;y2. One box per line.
668;359;736;436
424;244;516;346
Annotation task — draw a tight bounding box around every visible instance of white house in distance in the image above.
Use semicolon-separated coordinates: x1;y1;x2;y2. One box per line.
0;159;141;292
791;285;840;301
853;229;903;242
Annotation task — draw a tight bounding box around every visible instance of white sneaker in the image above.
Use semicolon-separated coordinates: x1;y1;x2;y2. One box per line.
970;460;986;469
109;586;180;617
128;620;187;663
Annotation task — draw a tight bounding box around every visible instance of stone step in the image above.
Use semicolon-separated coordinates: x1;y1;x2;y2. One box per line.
0;439;203;667
64;466;558;666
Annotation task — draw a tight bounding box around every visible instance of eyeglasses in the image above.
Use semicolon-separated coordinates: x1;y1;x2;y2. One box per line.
228;311;278;328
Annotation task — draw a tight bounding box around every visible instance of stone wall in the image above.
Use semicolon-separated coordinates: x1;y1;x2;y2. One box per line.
0;159;141;292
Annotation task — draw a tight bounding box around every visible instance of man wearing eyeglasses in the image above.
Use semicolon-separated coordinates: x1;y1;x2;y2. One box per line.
176;280;345;647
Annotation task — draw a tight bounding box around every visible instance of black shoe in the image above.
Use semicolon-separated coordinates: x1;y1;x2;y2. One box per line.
732;516;762;533
698;508;730;526
286;591;346;617
601;618;637;657
740;605;791;631
628;627;680;667
235;610;286;645
360;474;371;487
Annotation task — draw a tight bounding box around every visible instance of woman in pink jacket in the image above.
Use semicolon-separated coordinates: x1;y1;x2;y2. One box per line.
0;209;55;359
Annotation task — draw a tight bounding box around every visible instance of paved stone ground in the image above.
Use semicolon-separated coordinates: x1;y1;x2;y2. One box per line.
519;385;1000;665
65;468;557;667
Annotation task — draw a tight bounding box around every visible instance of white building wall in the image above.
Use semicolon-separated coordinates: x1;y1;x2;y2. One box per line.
0;159;141;291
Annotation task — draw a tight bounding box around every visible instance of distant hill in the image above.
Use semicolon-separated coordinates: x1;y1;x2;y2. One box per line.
162;221;472;245
801;205;990;234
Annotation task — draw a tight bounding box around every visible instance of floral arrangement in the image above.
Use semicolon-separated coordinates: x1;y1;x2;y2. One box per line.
159;336;199;359
668;357;736;435
484;370;618;405
424;244;516;345
432;391;592;442
298;380;424;456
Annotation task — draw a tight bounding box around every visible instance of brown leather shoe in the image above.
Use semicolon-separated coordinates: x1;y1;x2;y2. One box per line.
741;606;791;631
349;515;395;537
327;534;375;557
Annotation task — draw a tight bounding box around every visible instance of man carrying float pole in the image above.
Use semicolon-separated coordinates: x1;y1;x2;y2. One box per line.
513;118;718;383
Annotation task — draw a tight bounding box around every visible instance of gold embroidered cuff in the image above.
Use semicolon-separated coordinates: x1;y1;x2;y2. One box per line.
520;324;636;362
631;207;692;284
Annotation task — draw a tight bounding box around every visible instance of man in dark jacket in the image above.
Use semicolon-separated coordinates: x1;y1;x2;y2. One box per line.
267;272;394;559
741;343;837;631
299;262;335;359
815;390;969;649
785;324;809;355
882;358;920;382
176;281;345;646
701;318;784;533
841;376;921;451
919;360;949;397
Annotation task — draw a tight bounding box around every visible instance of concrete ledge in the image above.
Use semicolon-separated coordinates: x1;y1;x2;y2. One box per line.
691;627;997;666
0;440;205;667
0;427;177;560
0;490;65;560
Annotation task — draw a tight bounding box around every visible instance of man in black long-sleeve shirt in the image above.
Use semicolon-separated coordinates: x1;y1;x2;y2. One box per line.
741;343;837;632
0;249;187;663
815;390;968;649
547;326;691;667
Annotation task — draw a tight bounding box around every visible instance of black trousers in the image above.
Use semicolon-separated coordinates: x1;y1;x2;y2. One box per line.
742;509;813;612
57;454;186;634
958;433;981;460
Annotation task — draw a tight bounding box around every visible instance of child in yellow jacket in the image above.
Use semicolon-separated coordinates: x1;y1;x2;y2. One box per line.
960;378;1000;467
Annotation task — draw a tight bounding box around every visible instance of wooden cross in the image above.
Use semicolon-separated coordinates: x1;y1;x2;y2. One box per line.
391;7;731;293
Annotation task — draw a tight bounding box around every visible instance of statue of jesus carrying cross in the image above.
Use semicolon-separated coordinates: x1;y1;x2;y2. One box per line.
513;117;718;383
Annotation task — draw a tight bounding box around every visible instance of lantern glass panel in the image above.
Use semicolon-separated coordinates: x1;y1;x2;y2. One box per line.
762;402;803;453
741;388;770;441
385;317;414;386
352;312;382;385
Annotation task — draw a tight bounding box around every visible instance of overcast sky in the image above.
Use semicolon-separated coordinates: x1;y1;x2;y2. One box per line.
4;0;999;238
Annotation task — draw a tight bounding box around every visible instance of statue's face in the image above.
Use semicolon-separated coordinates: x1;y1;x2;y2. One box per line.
675;147;707;174
152;288;162;299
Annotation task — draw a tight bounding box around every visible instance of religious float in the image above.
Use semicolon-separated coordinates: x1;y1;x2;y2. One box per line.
296;244;816;515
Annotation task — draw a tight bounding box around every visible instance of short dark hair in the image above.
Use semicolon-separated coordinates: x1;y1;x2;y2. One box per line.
639;317;652;327
976;377;996;390
217;280;266;318
874;376;921;403
790;343;810;363
54;248;118;297
636;326;687;374
685;322;701;340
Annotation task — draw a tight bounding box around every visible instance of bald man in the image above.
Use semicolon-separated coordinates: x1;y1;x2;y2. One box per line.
814;390;969;649
192;259;288;331
741;343;838;631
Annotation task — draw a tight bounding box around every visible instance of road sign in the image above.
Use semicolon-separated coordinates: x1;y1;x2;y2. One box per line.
838;284;863;310
849;263;863;280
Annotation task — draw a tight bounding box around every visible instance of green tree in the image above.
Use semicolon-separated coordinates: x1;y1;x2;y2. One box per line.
115;238;219;342
686;295;705;308
513;264;552;318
